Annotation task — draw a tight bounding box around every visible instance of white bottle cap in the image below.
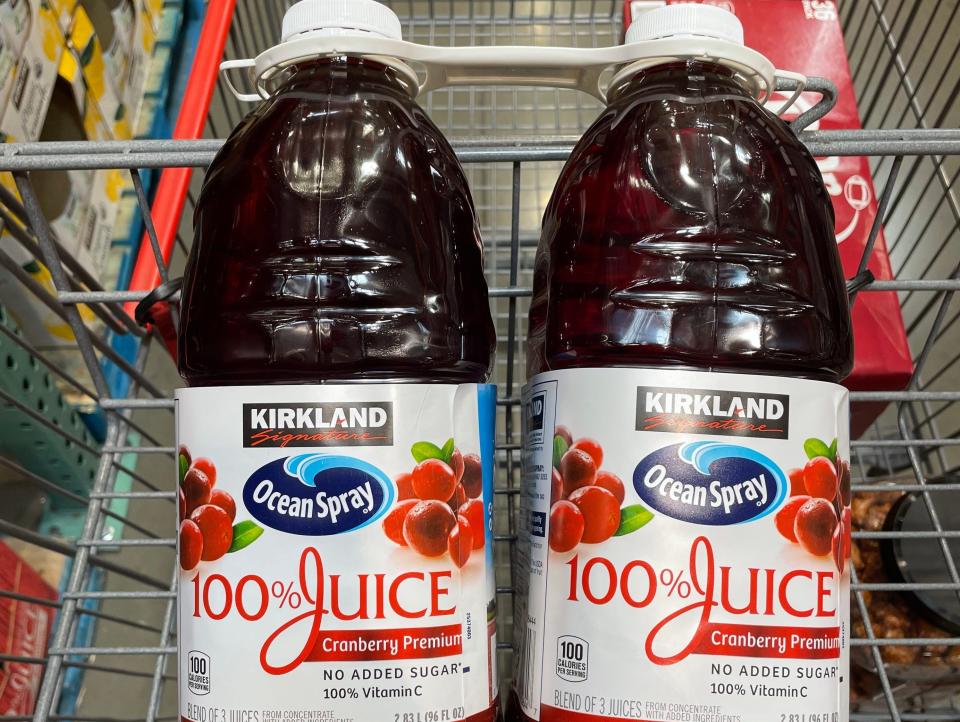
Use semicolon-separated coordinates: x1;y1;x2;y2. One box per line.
281;0;403;43
625;4;744;46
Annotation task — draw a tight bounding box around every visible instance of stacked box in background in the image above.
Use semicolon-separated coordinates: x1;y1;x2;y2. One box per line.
622;0;914;437
78;0;158;136
0;0;30;116
0;541;57;716
0;0;164;348
1;0;63;142
0;0;81;356
61;4;133;281
0;0;179;443
78;0;166;290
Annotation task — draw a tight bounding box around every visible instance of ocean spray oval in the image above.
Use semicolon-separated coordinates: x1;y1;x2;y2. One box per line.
242;454;393;535
632;441;786;525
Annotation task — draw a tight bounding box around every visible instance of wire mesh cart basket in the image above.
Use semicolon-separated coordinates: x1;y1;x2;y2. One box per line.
1;1;959;721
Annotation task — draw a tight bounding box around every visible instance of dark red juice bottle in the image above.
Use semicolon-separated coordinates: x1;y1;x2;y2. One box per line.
514;6;853;722
174;3;498;721
180;49;494;384
526;62;852;379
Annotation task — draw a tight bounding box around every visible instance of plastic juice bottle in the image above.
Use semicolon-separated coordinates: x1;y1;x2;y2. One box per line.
175;2;499;721
513;6;853;722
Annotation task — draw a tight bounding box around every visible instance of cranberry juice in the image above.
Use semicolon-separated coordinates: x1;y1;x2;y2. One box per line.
175;7;499;719
180;57;495;384
527;60;852;380
515;11;853;722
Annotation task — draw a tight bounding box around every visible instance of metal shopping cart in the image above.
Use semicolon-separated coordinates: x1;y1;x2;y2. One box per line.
0;0;958;720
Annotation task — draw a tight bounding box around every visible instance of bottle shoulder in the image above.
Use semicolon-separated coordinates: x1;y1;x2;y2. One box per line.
199;86;469;205
179;74;496;386
531;88;853;383
552;92;831;227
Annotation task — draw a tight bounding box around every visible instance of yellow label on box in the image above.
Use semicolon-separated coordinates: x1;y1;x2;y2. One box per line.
70;6;108;101
141;0;162;27
38;4;64;62
65;4;130;139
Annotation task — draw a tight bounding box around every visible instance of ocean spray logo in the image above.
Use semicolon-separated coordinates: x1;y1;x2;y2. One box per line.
242;402;393;448
242;454;393;535
633;441;786;525
636;386;789;438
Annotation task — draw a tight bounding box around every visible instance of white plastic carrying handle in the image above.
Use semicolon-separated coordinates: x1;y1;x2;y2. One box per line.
415;45;610;97
219;59;264;102
218;35;796;110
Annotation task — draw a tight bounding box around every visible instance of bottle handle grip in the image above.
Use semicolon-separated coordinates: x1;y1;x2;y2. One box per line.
218;40;817;123
220;59;265;103
221;37;782;105
414;46;610;99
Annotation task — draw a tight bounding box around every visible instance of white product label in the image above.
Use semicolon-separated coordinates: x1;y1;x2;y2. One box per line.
514;368;850;722
176;384;499;722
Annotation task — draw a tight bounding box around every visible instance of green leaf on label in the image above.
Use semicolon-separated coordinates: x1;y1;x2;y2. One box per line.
411;441;444;463
228;521;264;553
440;438;455;464
803;438;831;461
614;505;654;536
828;438;838;461
553;435;569;469
178;453;189;485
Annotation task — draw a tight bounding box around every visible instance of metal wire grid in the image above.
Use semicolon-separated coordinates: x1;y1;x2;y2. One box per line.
0;1;957;721
839;0;960;472
837;2;960;712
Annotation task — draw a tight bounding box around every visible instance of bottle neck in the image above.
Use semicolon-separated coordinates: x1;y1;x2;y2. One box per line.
608;59;754;104
277;55;411;96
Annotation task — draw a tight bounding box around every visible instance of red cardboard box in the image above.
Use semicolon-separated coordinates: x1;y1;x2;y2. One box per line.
0;542;57;716
623;0;914;437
